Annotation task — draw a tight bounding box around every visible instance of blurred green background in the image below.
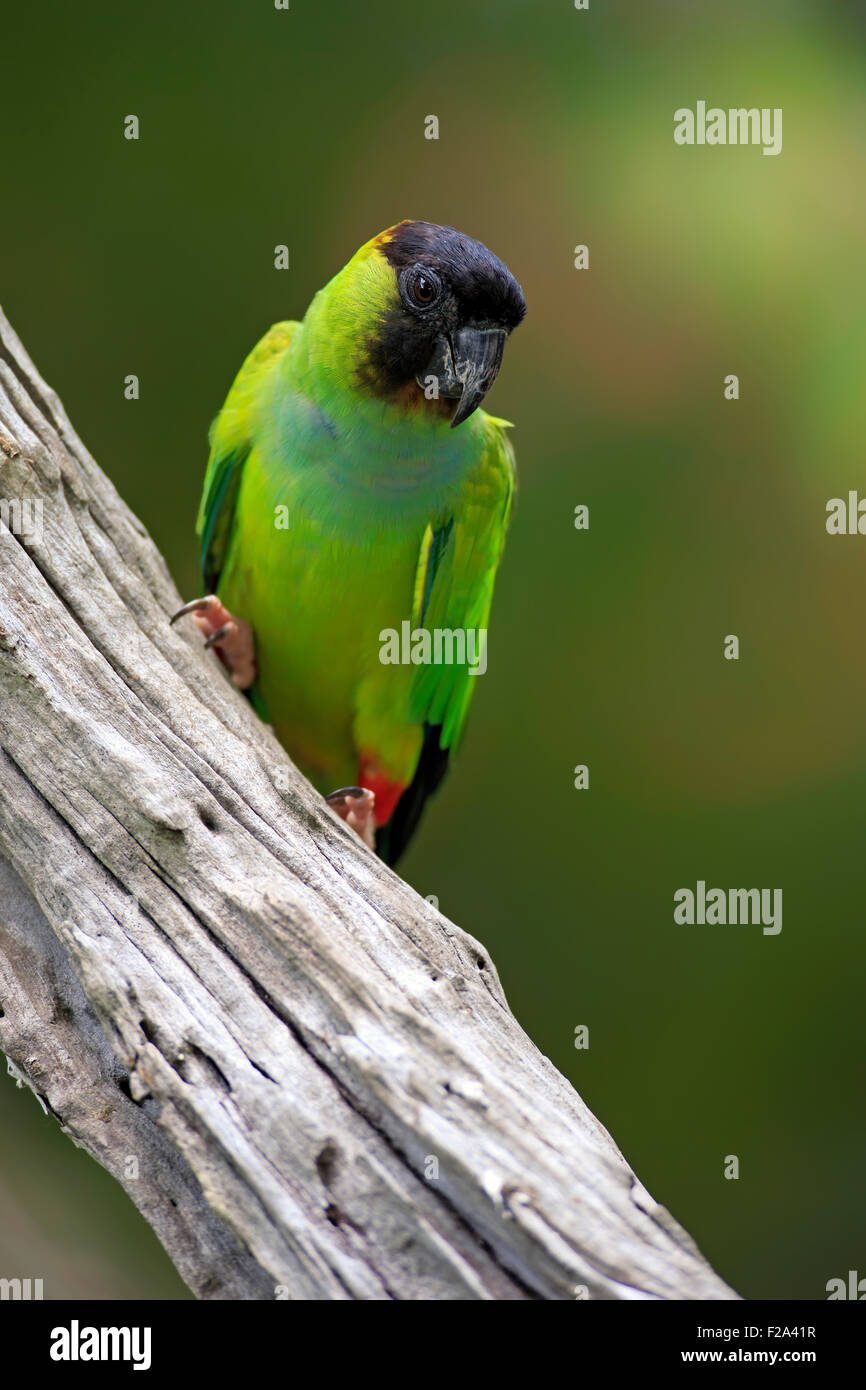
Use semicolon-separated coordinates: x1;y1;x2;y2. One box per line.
1;0;864;1300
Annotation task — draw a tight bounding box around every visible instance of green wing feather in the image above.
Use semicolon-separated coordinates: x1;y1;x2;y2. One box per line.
197;321;298;589
378;418;516;866
410;417;516;753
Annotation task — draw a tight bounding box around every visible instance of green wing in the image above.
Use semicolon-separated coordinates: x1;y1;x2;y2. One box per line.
410;416;516;751
197;321;298;589
377;418;516;864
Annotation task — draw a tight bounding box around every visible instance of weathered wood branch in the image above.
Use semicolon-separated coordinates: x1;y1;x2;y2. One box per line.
0;304;738;1300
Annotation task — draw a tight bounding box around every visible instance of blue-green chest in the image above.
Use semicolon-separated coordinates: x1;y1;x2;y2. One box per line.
214;388;482;786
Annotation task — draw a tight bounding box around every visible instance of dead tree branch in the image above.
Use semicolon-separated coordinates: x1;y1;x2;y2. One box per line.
0;305;737;1300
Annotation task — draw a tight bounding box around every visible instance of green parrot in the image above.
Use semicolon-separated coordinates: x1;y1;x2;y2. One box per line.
173;220;526;864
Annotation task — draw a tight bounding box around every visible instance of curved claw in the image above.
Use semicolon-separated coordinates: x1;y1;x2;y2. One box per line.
170;595;218;626
203;622;235;649
326;787;370;804
326;787;376;851
170;594;256;690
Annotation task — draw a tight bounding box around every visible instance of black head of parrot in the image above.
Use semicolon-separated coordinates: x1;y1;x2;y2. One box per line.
367;221;526;427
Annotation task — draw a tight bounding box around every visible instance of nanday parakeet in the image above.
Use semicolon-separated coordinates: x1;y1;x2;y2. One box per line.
176;221;526;864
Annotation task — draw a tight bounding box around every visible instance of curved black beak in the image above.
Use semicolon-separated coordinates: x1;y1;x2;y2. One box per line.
418;325;508;428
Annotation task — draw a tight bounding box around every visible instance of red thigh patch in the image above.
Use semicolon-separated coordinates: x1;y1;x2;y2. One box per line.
358;756;407;827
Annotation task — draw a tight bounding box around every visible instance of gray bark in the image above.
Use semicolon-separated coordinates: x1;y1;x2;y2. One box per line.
0;304;738;1300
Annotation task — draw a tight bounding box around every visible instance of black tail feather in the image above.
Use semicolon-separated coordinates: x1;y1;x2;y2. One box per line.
375;724;449;867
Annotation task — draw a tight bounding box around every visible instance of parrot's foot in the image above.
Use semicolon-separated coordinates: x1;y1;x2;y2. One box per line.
326;786;377;851
170;595;256;689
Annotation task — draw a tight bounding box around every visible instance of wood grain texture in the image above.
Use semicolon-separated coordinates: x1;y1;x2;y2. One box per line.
0;305;738;1300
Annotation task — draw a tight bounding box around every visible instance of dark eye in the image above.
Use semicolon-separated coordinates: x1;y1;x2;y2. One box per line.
402;265;441;310
413;273;436;304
